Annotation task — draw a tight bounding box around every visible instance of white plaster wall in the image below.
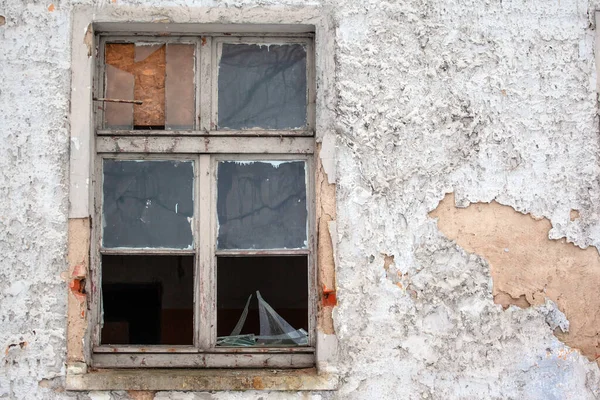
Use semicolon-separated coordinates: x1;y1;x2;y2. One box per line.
1;0;600;399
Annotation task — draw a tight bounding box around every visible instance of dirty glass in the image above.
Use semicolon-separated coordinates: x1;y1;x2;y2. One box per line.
105;48;134;129
217;161;307;249
103;160;194;248
104;43;195;130
216;256;308;347
165;44;195;130
217;43;307;130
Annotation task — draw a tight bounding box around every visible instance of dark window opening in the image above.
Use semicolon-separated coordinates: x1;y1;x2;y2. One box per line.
101;255;194;345
217;255;308;346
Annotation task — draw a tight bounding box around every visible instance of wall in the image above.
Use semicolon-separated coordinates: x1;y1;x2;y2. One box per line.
1;0;600;399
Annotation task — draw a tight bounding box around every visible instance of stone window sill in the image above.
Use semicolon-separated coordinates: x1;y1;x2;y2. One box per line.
66;368;338;391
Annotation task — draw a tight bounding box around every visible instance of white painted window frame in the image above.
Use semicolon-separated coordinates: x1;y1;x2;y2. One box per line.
91;33;316;369
67;5;338;390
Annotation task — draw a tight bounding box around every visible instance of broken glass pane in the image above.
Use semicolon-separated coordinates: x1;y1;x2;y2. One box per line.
103;160;194;248
216;256;308;347
217;43;307;130
104;42;195;130
101;255;194;345
217;161;307;249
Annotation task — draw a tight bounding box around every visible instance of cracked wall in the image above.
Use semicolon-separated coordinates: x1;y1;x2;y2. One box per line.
2;0;600;399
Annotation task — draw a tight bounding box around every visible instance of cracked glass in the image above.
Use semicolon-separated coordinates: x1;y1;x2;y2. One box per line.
217;43;307;130
217;160;307;249
102;160;194;249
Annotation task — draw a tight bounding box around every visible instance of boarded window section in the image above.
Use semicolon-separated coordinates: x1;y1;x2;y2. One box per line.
217;161;307;250
101;255;194;345
104;43;195;130
216;256;308;347
217;43;307;130
102;160;194;249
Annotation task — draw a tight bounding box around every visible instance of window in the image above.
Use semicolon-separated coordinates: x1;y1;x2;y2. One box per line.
90;34;317;368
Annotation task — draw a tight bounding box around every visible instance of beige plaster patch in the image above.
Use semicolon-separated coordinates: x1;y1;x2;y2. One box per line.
430;193;600;362
316;143;337;334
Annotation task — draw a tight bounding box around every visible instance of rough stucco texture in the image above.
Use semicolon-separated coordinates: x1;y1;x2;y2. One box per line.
2;0;600;399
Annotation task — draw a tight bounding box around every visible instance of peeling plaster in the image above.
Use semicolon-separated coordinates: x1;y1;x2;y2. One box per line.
2;0;600;398
430;193;600;363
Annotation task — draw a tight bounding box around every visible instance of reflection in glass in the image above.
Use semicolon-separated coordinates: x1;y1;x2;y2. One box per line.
103;160;194;248
218;43;307;130
217;161;307;249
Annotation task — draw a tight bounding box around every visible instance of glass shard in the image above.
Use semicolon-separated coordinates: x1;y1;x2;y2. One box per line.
217;161;307;249
217;43;307;130
166;44;195;130
101;255;194;345
102;160;194;249
216;256;308;347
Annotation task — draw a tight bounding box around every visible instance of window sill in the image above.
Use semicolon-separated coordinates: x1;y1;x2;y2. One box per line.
65;368;338;391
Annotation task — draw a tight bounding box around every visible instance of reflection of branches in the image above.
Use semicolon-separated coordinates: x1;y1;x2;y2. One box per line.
104;163;192;225
114;194;179;222
219;44;306;128
222;192;306;225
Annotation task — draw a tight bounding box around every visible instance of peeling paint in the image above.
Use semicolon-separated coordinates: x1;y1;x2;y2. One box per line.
3;1;600;398
430;193;600;362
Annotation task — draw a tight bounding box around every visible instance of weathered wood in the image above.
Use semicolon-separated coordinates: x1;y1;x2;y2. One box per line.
92;353;314;368
198;155;213;349
95;136;315;154
215;249;310;256
99;248;195;255
96;129;313;136
94;346;315;353
94;346;199;353
66;367;338;391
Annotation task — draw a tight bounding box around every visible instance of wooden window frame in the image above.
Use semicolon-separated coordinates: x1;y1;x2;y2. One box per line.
90;33;318;369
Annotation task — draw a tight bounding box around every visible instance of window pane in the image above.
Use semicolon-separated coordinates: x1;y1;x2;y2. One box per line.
216;256;308;347
105;44;134;129
103;160;194;249
217;161;307;250
101;255;194;345
104;43;195;130
165;44;195;130
217;43;307;130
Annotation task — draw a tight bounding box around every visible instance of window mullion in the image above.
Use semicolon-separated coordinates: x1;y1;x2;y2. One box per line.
199;36;212;132
197;154;214;350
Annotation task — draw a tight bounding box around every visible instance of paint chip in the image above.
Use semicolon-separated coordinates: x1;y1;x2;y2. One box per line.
0;16;5;26
570;209;580;221
48;3;55;12
430;193;600;363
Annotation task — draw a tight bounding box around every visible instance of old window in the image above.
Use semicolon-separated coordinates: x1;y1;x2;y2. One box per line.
91;34;316;368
